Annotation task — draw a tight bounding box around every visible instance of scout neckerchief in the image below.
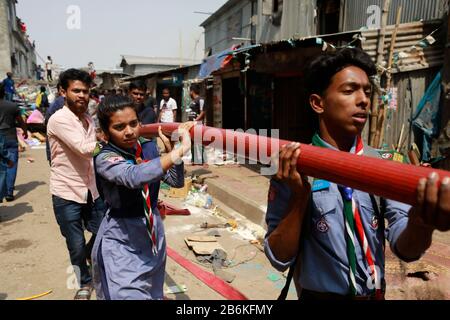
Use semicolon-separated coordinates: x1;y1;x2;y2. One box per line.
312;134;381;298
135;140;158;256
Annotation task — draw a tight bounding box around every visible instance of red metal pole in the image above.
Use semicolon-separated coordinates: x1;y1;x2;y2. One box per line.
140;123;450;206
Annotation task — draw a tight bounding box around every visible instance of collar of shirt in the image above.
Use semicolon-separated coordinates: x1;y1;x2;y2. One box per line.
314;134;358;154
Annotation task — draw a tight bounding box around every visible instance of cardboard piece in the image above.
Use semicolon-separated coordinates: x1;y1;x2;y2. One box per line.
168;178;192;198
184;236;225;255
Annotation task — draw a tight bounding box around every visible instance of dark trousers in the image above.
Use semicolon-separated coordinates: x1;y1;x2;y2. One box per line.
5;93;14;101
5;139;18;197
52;193;105;286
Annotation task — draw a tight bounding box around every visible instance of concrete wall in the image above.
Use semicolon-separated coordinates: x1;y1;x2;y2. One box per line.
0;0;13;78
0;0;36;79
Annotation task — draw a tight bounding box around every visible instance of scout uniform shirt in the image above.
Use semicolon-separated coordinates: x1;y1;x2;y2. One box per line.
264;136;419;296
91;139;184;300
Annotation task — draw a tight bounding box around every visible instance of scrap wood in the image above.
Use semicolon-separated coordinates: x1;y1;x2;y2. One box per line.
200;219;238;230
167;246;248;300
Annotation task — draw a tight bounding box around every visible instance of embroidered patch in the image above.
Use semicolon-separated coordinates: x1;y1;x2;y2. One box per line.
370;215;379;230
104;155;124;163
316;217;329;233
312;179;330;192
393;152;404;163
381;153;393;160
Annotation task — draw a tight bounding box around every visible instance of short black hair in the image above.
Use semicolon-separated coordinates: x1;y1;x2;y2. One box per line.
90;89;99;98
0;82;5;99
97;95;136;133
129;80;146;92
304;47;376;97
40;86;46;92
162;87;170;93
59;68;92;90
190;83;200;95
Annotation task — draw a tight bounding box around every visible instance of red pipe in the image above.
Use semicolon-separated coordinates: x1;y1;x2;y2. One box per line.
166;246;248;300
140;123;450;206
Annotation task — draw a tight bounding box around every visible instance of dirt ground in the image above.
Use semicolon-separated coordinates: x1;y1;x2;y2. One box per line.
1;147;450;300
0;148;296;300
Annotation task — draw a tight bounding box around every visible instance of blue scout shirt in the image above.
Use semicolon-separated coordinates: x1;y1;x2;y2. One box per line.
95;139;184;215
92;139;184;300
264;137;418;296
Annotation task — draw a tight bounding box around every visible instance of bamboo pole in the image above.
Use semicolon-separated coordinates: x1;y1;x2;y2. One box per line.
376;6;402;149
370;0;391;146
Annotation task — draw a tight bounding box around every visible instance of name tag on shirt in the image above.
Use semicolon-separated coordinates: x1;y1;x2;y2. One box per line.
312;179;330;192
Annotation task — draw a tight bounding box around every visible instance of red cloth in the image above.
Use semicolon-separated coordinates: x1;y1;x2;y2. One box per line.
157;200;191;219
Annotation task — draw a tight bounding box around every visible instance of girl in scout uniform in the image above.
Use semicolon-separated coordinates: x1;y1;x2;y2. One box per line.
91;95;194;300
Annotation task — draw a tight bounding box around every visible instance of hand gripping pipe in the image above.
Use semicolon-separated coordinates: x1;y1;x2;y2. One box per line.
140;123;450;206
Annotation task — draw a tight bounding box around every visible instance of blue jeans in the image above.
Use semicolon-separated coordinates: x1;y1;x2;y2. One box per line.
0;169;6;201
5;139;18;197
5;92;13;101
52;193;105;286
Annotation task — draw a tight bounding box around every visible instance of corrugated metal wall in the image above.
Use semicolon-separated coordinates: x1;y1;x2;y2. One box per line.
280;0;316;39
257;0;316;43
382;67;441;152
361;20;445;73
342;0;447;31
204;1;253;54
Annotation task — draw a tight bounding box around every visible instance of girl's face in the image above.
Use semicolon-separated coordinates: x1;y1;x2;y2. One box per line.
106;106;140;150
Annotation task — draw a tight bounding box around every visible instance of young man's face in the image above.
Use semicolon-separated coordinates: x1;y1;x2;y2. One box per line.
106;106;140;150
318;66;371;137
62;80;90;116
162;90;170;101
130;88;146;105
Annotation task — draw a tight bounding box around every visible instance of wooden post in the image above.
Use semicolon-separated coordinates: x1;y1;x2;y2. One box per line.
369;0;391;146
375;5;402;148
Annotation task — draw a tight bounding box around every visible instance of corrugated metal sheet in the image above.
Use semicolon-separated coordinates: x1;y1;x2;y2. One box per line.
361;20;445;73
280;0;316;39
342;0;447;31
382;68;440;152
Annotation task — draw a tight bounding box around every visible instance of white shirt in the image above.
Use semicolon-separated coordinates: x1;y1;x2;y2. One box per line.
45;60;52;71
159;98;177;123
